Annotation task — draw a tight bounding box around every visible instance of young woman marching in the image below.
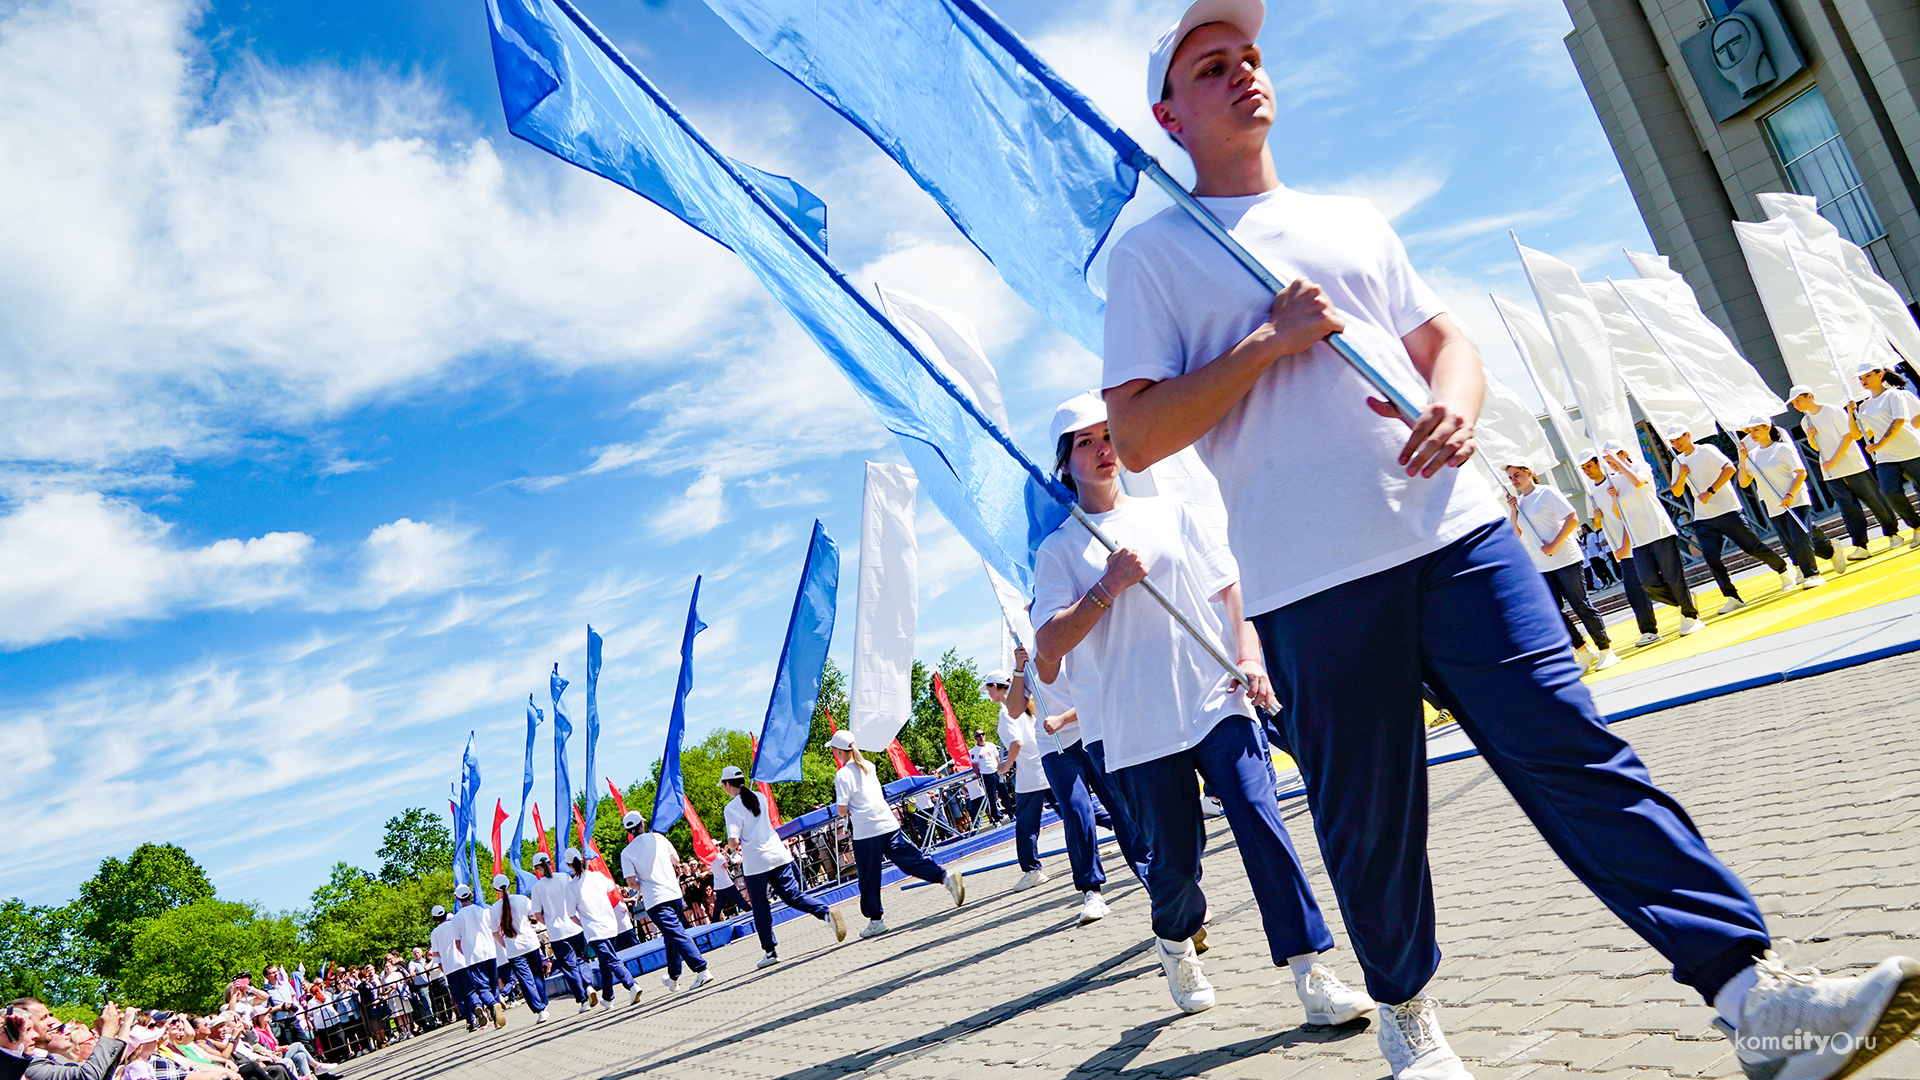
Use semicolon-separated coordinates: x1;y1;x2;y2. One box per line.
489;874;549;1023
1663;429;1789;611
718;765;847;968
1855;362;1920;532
565;850;638;1010
525;851;595;1011
618;810;713;993
984;668;1053;891
1737;417;1839;587
1791;385;1909;554
829;730;965;938
1503;462;1618;668
1032;391;1371;1024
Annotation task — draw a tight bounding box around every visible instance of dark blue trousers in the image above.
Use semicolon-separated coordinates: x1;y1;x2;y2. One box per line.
495;954;548;1013
1827;469;1904;544
461;962;497;1013
744;862;833;953
586;936;634;995
1875;458;1920;524
1013;786;1049;871
1040;746;1108;893
546;932;592;1000
1079;740;1152;887
1253;519;1768;1006
1112;715;1334;966
444;966;471;1022
646;900;708;978
852;829;947;919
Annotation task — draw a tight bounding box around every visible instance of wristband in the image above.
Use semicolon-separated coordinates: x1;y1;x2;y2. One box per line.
1092;581;1117;606
1085;587;1109;610
1237;657;1264;667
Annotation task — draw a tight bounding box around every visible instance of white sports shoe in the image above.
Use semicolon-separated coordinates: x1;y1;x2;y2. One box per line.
756;951;780;969
1376;998;1472;1079
1155;938;1215;1014
1589;648;1621;671
534;1010;547;1023
1782;567;1803;592
1078;891;1108;924
1297;963;1375;1026
597;996;612;1011
1719;597;1747;614
1832;546;1849;575
1573;645;1595;671
1849;545;1871;561
859;918;889;939
1635;632;1660;648
945;869;966;907
577;1001;592;1014
828;908;848;941
660;973;677;993
587;988;600;1008
1679;617;1706;635
629;986;642;1006
1803;574;1827;589
1717;953;1920;1080
1014;869;1050;891
686;969;712;991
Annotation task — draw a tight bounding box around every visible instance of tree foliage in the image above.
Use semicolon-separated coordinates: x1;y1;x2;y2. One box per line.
118;900;297;1014
375;808;453;885
302;868;453;969
75;843;214;988
0;899;99;1005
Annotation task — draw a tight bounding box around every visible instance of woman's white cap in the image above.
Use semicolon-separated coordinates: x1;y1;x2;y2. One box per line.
1049;390;1108;446
564;848;584;865
1601;439;1627;454
827;729;857;751
982;669;1011;687
531;851;551;866
1576;448;1600;465
622;810;645;829
1741;414;1772;429
431;904;447;918
453;884;472;900
1146;0;1265;106
1856;360;1885;377
718;765;746;784
1662;425;1689;441
1788;384;1814;400
490;873;510;890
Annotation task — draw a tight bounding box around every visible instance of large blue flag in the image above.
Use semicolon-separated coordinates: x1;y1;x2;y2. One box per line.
484;0;1071;589
755;520;838;783
550;664;574;856
457;734;481;890
651;577;708;834
510;695;543;893
449;779;469;892
582;625;603;848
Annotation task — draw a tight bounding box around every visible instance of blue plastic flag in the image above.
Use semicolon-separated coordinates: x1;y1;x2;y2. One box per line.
510;695;543;893
457;734;481;889
550;664;574;856
450;779;468;892
702;0;1140;356
583;626;603;849
651;577;709;834
484;0;1071;589
754;520;838;783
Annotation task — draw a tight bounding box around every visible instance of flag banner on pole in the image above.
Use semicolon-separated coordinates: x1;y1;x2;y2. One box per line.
583;625;604;855
1586;281;1716;438
571;802;614;885
932;672;971;772
755;520;839;783
1617;257;1784;426
875;287;1012;431
606;778;628;818
1493;297;1586;462
1473;361;1557;478
651;577;708;835
532;802;551;862
885;739;920;778
484;0;1070;592
448;789;467;892
684;799;721;865
1759;193;1920;364
511;695;543;893
850;462;917;751
491;800;509;880
551;663;574;854
1515;242;1635;451
456;733;480;890
748;735;785;828
1733;218;1896;403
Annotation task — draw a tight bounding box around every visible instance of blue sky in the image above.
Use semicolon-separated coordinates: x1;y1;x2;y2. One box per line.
0;0;1653;912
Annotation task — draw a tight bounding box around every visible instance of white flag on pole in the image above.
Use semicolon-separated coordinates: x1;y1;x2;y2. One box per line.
1494;295;1587;458
1757;193;1920;365
1586;282;1716;437
1733;218;1898;402
1611;263;1784;430
849;462;917;751
1515;243;1637;450
875;286;1012;430
1476;359;1557;475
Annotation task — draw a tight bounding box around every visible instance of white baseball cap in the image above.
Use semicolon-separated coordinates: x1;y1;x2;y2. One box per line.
430;905;447;918
1741;414;1772;430
718;765;746;784
827;730;857;751
1575;448;1600;465
1856;361;1884;378
622;810;645;830
531;851;550;866
1788;384;1814;400
564;848;584;866
1601;439;1626;454
1048;391;1107;446
490;873;510;890
1146;0;1265;106
453;884;472;900
1662;426;1689;442
982;669;1011;687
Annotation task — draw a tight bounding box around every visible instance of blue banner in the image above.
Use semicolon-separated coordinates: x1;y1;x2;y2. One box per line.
754;520;838;783
484;0;1070;590
651;577;708;834
583;625;603;850
550;664;574;856
457;733;481;889
449;779;468;892
510;695;542;893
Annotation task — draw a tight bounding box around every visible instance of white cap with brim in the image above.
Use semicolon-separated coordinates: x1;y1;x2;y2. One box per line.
1576;448;1600;465
718;765;745;784
453;884;472;900
982;669;1010;686
1500;461;1533;473
1048;391;1107;447
1147;0;1265;106
431;905;447;918
490;873;510;890
827;729;857;752
1788;384;1814;400
1856;361;1885;378
127;1026;164;1048
1601;440;1626;454
564;848;584;866
622;810;645;830
1663;426;1690;442
531;851;550;866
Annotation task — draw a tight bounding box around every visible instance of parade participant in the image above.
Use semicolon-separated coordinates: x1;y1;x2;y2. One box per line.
1856;362;1920;528
1011;645;1121;921
1503;463;1617;669
1603;441;1705;636
526;852;595;1011
1042;650;1154;893
450;885;503;1030
828;731;965;938
1100;5;1920;1075
1582;516;1616;587
490;874;549;1023
708;849;745;921
1737;418;1834;588
618;811;713;993
1791;387;1907;556
966;731;1006;824
986;670;1053;891
1664;428;1788;610
566;850;638;1009
720;766;846;967
424;907;470;1030
1578;450;1666;645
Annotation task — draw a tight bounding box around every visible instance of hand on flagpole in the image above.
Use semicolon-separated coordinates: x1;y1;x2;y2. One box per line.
1230;658;1278;714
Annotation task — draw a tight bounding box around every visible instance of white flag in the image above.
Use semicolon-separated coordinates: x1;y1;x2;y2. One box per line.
849;462;917;751
1475;359;1557;476
1494;295;1586;460
1515;244;1636;450
1587;282;1716;437
1757;193;1920;366
1612;264;1784;430
1733;218;1898;403
875;286;1012;431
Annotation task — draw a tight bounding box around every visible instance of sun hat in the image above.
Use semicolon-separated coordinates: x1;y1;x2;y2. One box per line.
1146;0;1265;106
1048;391;1108;447
718;765;746;784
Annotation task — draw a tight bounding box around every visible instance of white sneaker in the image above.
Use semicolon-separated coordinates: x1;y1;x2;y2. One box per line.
1717;952;1920;1080
1155;938;1215;1014
1832;546;1848;575
1719;597;1747;614
1014;869;1050;891
1078;891;1108;924
1679;617;1706;635
1376;998;1472;1079
577;1001;592;1014
756;951;780;969
1297;963;1375;1026
1803;574;1826;589
1635;632;1660;648
1589;648;1620;671
534;1010;547;1023
686;969;712;991
859;918;889;939
629;986;642;1006
1849;545;1871;561
1782;567;1802;592
660;973;677;994
597;996;612;1011
1573;645;1595;672
828;908;848;942
945;869;966;907
587;988;600;1008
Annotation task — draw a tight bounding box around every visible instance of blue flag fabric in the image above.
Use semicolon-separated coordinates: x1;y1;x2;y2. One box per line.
450;779;469;892
583;626;603;850
484;0;1070;589
755;520;838;783
510;695;543;893
457;734;481;890
701;0;1140;356
550;664;574;857
651;577;708;834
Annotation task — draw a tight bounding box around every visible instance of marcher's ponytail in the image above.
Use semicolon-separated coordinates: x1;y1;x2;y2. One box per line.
498;885;518;937
740;786;761;817
1055;433;1077;495
1883;368;1910;389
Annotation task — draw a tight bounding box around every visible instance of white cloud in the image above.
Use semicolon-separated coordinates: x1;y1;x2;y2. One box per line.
648;472;730;539
350;518;496;609
1299;162;1451;223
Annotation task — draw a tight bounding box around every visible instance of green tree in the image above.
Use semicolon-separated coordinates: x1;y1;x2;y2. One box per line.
301;868;452;970
118;900;298;1014
375;808;454;885
76;843;214;989
0;899;100;1006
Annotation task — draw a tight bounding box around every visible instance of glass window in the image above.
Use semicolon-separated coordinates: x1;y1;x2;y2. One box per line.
1764;87;1888;246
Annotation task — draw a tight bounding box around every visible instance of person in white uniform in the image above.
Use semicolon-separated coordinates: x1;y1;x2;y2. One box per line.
566;849;638;1008
1603;441;1705;638
618;810;712;993
526;851;594;1010
708;849;745;920
424;906;467;1030
1664;428;1789;610
1856;363;1920;531
719;765;847;967
1736;417;1835;588
1578;448;1689;646
488;874;548;1023
987;670;1054;891
1009;645;1117;923
450;884;503;1030
1791;385;1909;555
966;731;1007;823
1503;463;1617;669
829;730;965;938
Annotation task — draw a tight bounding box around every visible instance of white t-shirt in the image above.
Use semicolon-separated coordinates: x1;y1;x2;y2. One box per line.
1103;187;1496;615
1032;497;1248;772
619;833;683;910
491;894;541;959
967;743;1000;774
834;762;901;840
708;853;734;891
569;868;620;941
452;901;498;966
994;706;1049;794
1513;486;1582;571
528;872;582;941
724;796;793;876
1600;462;1677;546
1745;439;1811;513
1674;444;1743;519
427;920;465;972
1860;388;1920;462
1799;404;1869;478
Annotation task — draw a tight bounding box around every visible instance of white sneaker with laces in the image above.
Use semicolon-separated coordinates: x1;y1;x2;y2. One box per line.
1716;952;1920;1080
945;869;966;907
1833;546;1849;575
1679;617;1706;635
1078;891;1108;924
1635;631;1660;648
1719;597;1747;614
756;951;780;969
1782;567;1802;592
660;973;677;993
1155;938;1214;1014
1849;545;1871;561
1573;645;1594;672
577;1001;592;1014
1803;574;1826;589
859;918;889;939
1297;963;1375;1026
534;1010;547;1023
629;986;642;1006
1376;998;1472;1079
1013;869;1050;891
686;969;712;991
1589;648;1620;671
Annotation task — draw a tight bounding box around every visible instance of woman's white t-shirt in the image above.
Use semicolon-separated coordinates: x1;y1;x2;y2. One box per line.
491;894;542;958
569;868;620;941
1745;439;1812;514
994;706;1049;794
1513;486;1582;571
708;853;734;891
1800;404;1869;478
1674;444;1743;519
833;762;900;840
723;796;792;876
1032;496;1248;772
1604;462;1678;544
1103;187;1497;616
1860;389;1920;462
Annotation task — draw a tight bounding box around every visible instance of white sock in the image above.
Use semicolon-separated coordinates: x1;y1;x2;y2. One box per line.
1158;936;1189;955
1715;964;1761;1029
1287;951;1321;983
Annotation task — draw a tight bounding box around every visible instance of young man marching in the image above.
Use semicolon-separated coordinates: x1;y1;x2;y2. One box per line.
1502;463;1617;671
1100;2;1920;1076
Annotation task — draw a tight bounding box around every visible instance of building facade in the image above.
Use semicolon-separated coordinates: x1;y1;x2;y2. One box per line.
1563;0;1920;392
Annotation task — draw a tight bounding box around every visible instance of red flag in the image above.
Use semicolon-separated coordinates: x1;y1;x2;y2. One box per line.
572;802;621;906
532;802;550;863
606;778;628;818
490;799;509;880
748;735;784;828
684;798;720;865
886;739;920;777
933;673;972;770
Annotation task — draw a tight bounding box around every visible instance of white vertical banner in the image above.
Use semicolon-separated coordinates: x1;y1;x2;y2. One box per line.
1733;219;1895;402
1586;282;1717;437
849;461;917;751
981;562;1072;725
1757;193;1920;364
1515;243;1637;450
1619;254;1785;427
1494;296;1587;459
1475;360;1557;476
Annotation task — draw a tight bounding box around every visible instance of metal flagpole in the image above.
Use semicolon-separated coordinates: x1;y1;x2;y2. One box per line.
1068;502;1243;685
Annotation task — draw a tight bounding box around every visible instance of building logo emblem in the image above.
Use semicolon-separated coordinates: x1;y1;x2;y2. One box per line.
1679;0;1806;122
1711;12;1776;98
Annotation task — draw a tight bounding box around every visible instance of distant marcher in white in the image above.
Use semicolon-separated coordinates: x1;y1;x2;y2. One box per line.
1855;362;1920;530
1736;417;1837;588
566;849;638;1009
1664;427;1789;610
526;851;595;1010
986;668;1052;891
1503;463;1617;669
489;874;549;1023
719;765;847;968
1790;385;1909;554
967;730;1007;823
618;810;712;993
450;884;504;1030
425;906;468;1029
829;730;964;938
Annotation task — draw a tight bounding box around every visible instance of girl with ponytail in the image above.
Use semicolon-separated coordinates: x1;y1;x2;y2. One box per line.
719;764;845;968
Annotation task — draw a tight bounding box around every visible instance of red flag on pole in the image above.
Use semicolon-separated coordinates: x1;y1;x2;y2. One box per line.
572;802;622;907
748;734;784;828
886;739;920;777
933;673;972;770
490;800;509;880
532;802;550;863
684;798;720;865
606;778;628;818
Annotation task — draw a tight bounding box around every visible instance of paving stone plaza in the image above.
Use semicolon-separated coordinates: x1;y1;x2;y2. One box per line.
349;656;1920;1080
